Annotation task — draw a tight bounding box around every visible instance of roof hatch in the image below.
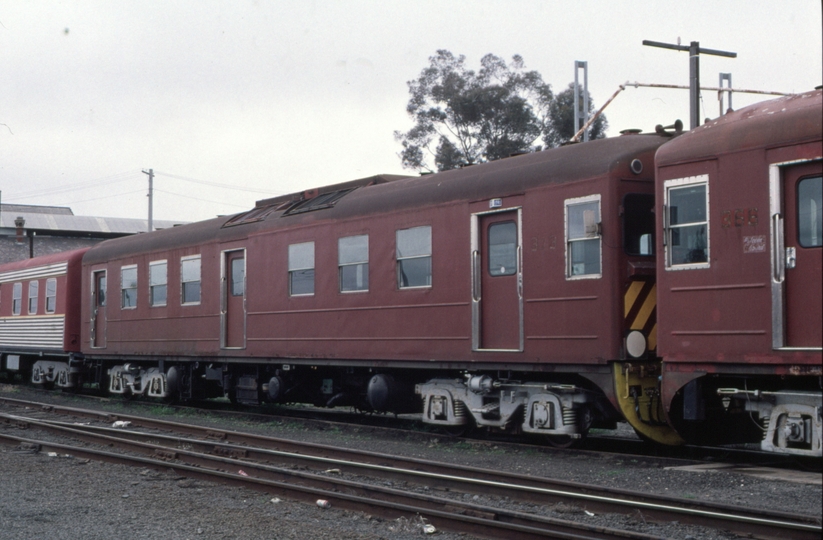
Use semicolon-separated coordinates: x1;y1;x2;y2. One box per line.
222;174;411;227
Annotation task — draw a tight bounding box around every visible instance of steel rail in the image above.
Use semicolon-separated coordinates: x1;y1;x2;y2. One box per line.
2;409;820;540
0;397;814;512
5;391;809;467
0;425;665;540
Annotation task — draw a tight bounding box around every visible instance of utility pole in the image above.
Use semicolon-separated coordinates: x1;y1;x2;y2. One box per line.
642;40;737;129
142;168;154;232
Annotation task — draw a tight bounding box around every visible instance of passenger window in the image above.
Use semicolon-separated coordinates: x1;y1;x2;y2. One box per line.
149;260;167;307
339;235;369;292
397;226;432;288
798;176;822;248
121;265;138;309
289;242;315;296
623;194;655;256
665;176;709;267
488;222;517;276
12;283;22;315
45;278;57;313
566;195;602;278
28;281;38;314
181;256;201;305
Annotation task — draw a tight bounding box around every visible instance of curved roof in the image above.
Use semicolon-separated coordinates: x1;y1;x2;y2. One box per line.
656;90;822;167
0;248;88;281
84;132;668;264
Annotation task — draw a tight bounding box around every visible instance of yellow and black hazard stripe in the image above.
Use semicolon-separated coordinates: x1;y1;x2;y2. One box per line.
624;278;657;351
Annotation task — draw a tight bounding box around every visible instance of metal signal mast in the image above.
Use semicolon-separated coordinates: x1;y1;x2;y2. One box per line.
642;40;737;129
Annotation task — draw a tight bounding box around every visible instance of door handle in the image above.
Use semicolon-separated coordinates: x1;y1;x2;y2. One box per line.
471;250;480;302
772;213;785;283
785;246;797;269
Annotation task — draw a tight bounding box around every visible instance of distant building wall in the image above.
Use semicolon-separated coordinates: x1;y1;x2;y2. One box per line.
0;234;108;264
0;203;187;266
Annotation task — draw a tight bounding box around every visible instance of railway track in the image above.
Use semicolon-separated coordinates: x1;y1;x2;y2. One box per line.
1;396;819;540
8;384;815;471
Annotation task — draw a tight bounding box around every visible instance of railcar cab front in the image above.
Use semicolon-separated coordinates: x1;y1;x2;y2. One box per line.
655;90;822;457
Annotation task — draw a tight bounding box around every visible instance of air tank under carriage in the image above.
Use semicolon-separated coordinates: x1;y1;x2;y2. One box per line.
2;93;819;456
70;130;678;444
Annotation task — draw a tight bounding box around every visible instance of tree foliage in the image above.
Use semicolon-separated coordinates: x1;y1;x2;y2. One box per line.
542;82;608;148
394;50;553;172
395;51;608;172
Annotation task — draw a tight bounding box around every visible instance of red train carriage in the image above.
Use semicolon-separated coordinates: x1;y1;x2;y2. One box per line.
655;90;822;456
78;132;678;444
0;248;89;388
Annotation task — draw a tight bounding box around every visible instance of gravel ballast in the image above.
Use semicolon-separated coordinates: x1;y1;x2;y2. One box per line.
1;386;820;539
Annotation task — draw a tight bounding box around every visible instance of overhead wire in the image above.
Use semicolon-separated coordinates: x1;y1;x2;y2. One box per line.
153;170;282;195
153;188;252;209
4;169;278;216
5;170;139;201
52;189;147;206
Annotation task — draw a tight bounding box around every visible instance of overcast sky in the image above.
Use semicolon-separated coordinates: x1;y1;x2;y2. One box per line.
1;1;821;223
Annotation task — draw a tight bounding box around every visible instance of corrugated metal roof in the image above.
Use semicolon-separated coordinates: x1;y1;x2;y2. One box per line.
0;205;186;233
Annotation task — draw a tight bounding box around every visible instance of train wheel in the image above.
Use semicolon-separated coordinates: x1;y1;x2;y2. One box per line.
545;434;583;449
441;424;470;437
440;412;475;438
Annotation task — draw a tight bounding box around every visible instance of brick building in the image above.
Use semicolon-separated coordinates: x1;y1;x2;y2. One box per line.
0;203;186;264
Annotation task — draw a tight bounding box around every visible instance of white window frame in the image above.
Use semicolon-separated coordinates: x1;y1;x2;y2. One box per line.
288;242;315;296
339;234;369;293
664;175;710;270
45;278;57;314
28;280;38;314
181;255;201;305
396;226;432;289
149;260;168;307
121;265;138;309
12;282;22;315
564;194;602;280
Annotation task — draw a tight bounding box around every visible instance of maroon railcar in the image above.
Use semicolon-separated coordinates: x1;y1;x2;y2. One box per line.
655;90;822;455
78;133;678;444
0;248;88;387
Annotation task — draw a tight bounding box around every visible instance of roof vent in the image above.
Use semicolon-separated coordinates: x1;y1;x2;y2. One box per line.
620;129;642;136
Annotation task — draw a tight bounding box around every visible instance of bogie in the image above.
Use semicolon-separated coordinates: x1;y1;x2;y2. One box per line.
1;91;821;456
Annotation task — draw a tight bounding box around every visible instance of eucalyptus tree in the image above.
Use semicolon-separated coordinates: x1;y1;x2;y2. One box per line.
395;50;553;172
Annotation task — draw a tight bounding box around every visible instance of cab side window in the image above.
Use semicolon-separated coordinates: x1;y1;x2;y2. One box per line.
665;175;709;268
565;195;602;278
